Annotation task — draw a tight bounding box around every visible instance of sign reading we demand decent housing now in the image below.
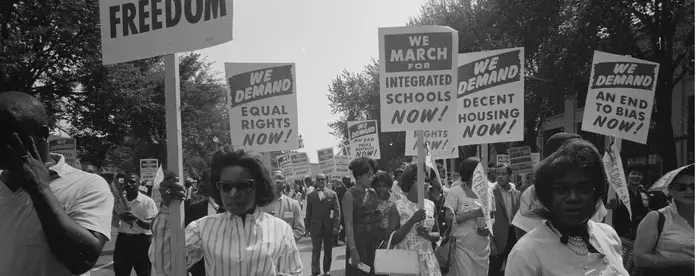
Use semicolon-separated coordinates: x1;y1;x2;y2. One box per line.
582;51;659;144
99;0;234;65
456;48;525;145
347;120;381;159
378;26;459;132
226;63;300;152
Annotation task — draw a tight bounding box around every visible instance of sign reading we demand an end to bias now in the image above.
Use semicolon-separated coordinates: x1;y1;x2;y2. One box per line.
347;120;381;159
226;63;300;152
456;48;524;145
99;0;234;65
582;51;659;144
378;26;459;132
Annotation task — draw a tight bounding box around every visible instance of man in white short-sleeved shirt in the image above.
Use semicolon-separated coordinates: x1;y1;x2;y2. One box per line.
0;91;114;276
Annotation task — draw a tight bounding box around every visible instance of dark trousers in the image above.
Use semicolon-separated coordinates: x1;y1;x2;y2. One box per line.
114;233;152;276
488;226;518;276
311;226;334;275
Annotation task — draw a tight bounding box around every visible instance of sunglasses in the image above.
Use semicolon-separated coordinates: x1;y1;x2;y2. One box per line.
215;179;255;192
670;183;694;192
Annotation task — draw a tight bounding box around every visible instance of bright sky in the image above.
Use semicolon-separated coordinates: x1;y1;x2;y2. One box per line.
197;0;428;163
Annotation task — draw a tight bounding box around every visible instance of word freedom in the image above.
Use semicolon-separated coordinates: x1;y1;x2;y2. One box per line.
108;0;227;39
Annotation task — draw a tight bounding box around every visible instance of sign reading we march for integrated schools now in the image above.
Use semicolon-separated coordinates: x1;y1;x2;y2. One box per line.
99;0;234;65
226;63;300;152
582;51;659;144
456;48;524;145
405;129;458;159
378;26;459;132
347;120;381;159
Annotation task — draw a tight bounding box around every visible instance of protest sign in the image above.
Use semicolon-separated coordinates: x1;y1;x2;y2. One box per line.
99;0;234;65
151;165;164;207
48;138;79;166
471;163;493;235
290;152;311;179
317;148;336;175
378;26;459;132
139;159;159;185
347;120;381;159
405;129;458;159
277;153;293;178
333;155;352;178
531;153;541;169
507;146;533;175
269;150;286;169
603;144;632;220
226;63;300;152
496;154;510;166
581;51;659;144
456;48;525;145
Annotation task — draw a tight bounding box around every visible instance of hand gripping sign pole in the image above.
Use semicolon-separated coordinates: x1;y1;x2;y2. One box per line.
416;131;426;209
164;53;187;276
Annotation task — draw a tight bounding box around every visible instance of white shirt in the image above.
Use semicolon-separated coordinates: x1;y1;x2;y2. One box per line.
149;207;302;276
117;192;158;235
260;194;305;241
0;154;114;276
391;180;404;195
207;197;219;216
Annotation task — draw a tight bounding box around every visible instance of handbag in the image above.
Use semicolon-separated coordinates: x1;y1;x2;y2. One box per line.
434;205;456;272
374;231;420;275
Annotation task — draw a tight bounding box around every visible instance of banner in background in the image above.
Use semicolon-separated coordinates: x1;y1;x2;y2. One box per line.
378;26;459;132
290;152;311;179
455;48;525;145
507;146;533;175
226;63;300;152
405;129;458;159
48;137;78;166
277;153;293;178
98;0;234;65
139;159;159;185
496;154;510;166
531;153;541;170
581;51;659;144
603;144;632;220
333;155;353;178
347;120;381;159
471;163;493;235
317;148;336;175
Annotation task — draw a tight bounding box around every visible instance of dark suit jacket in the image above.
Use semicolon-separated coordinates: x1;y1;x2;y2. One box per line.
305;188;340;234
492;183;521;255
334;185;347;223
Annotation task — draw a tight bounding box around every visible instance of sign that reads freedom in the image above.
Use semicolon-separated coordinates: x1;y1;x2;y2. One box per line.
99;0;234;65
226;63;300;152
347;120;381;159
581;51;659;144
456;48;525;145
378;26;459;132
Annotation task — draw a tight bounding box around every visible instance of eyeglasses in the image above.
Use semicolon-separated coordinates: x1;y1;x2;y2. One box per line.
215;179;255;192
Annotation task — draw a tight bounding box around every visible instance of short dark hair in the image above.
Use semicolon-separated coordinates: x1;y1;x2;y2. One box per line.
394;168;404;179
398;163;436;193
210;145;274;207
349;157;378;179
371;170;393;189
496;164;513;175
534;139;607;220
626;164;645;174
544;132;582;158
459;158;480;181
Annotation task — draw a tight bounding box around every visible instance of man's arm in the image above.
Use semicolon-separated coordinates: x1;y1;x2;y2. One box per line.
291;200;305;241
305;195;312;230
332;192;341;230
29;177;114;275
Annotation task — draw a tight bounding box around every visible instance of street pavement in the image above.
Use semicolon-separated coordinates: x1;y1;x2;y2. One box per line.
91;228;347;276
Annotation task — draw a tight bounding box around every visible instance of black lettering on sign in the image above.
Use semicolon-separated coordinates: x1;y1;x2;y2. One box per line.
348;121;377;140
242;129;293;146
109;0;228;39
391;106;449;124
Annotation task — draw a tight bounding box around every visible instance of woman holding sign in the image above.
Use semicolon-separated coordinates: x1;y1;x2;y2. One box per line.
505;140;627;276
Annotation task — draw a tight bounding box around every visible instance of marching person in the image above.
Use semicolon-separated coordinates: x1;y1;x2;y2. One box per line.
149;145;302;276
490;164;521;276
0;91;114;276
261;169;305;241
334;175;350;245
114;173;158;276
305;173;341;276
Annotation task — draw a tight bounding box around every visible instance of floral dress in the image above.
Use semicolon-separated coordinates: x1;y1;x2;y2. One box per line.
377;192;402;230
393;197;442;276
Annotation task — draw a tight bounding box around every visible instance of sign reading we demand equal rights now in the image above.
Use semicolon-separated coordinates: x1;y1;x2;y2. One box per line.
456;48;525;145
347;120;381;159
378;26;459;132
582;51;659;144
226;63;300;152
99;0;234;65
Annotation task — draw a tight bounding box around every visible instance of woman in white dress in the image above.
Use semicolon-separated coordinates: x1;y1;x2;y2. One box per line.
505;139;628;276
386;163;442;276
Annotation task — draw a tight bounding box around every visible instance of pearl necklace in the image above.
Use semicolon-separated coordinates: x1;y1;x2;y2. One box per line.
546;222;589;256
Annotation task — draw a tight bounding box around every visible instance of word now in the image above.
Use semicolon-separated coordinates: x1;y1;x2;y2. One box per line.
391;106;448;124
108;0;227;39
243;129;293;146
413;139;449;151
592;115;645;134
462;119;517;138
355;150;378;158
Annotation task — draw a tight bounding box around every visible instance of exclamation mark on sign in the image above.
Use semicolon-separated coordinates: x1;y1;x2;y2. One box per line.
284;129;293;143
506;119;517;134
438;106;449;122
373;149;378;156
442;139;448;150
634;123;644;135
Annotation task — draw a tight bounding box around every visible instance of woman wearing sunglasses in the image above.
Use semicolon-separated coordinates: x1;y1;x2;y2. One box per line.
633;166;694;275
149;145;303;276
